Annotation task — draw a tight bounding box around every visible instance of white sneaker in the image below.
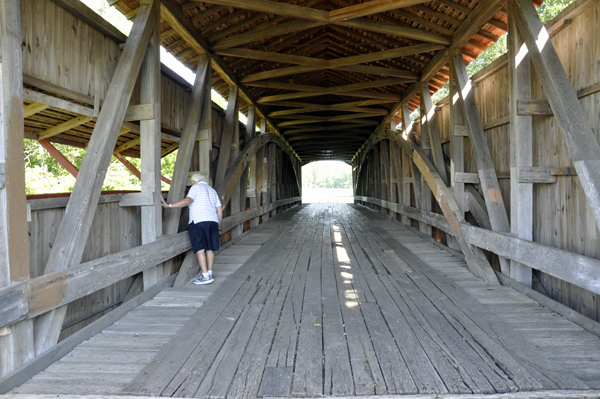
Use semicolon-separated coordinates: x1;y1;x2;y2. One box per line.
193;275;214;285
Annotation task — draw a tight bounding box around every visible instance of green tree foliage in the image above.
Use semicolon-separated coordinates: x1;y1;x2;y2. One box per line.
302;161;352;189
431;0;573;104
24;139;177;194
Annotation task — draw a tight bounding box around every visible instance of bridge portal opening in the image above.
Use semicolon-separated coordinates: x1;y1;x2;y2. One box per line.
301;161;353;204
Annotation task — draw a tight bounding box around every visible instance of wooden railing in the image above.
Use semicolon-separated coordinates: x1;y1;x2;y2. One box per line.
355;195;600;296
0;194;301;332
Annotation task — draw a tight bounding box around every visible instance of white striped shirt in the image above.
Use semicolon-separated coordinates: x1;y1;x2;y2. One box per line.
187;182;222;224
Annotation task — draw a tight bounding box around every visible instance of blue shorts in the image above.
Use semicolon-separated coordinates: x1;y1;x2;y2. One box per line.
188;221;220;253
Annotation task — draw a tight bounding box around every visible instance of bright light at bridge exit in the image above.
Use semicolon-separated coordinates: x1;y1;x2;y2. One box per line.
301;161;353;204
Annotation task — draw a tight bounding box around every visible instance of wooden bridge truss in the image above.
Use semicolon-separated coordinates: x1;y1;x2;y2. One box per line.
0;0;600;395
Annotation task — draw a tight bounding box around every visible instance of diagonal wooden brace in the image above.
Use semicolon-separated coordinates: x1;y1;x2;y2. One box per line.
32;1;158;355
511;0;600;232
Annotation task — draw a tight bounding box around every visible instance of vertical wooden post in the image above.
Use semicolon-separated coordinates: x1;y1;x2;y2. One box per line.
253;117;265;224
448;48;466;251
451;51;511;275
198;61;213;184
421;82;448;185
417;97;432;235
401;149;411;225
163;55;211;236
239;105;255;225
141;3;162;289
508;0;533;287
372;143;381;204
400;104;413;225
268;143;277;216
512;0;600;232
449;49;466;215
215;85;239;189
255;144;264;215
245;105;256;146
33;1;158;355
380;140;390;208
224;86;242;238
389;142;399;220
262;142;270;222
0;0;35;376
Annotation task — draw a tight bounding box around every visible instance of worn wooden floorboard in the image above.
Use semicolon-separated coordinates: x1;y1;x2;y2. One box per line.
10;204;600;397
10;208;301;396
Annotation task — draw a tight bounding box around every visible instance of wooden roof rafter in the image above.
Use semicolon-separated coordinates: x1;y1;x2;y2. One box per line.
107;0;521;161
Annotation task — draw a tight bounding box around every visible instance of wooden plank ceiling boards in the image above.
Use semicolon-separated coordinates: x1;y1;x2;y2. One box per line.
105;0;509;162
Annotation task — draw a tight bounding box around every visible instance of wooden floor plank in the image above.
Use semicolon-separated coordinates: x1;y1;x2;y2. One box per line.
121;208;305;396
321;218;354;397
351;206;588;391
330;210;387;396
290;213;325;397
11;204;600;398
227;214;315;399
194;303;264;398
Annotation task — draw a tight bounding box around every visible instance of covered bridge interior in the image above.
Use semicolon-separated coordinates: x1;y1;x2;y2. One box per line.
1;0;600;397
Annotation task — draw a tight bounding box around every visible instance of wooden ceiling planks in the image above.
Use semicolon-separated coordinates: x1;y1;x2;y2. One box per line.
108;0;513;161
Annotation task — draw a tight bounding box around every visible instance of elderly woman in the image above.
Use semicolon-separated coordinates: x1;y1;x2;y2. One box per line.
160;173;223;285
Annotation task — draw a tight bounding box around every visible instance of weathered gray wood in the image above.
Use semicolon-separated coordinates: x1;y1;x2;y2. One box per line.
451;51;511;275
163;55;210;236
32;1;158;355
172;250;197;288
0;233;190;329
420;82;448;185
198;61;213;185
258;367;293;397
449;49;466;224
321;220;354;396
227;222;308;398
454;172;480;184
465;185;492;230
140;4;163;289
461;223;600;296
0;274;176;394
356;192;600;297
122;211;303;396
516;99;554;115
122;274;144;303
0;0;34;378
409;147;499;285
512;0;600;231
117;193;154;207
329;216;386;395
361;302;418;394
454;125;469;137
216;134;298;209
370;224;586;390
194;304;264;398
27;193;125;211
0;284;28;329
291;214;324;397
355;196;453;236
362;249;454;394
495;272;600;337
518;167;557;183
215;85;239;187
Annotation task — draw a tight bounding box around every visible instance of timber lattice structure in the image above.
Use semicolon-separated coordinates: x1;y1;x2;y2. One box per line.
1;0;600;397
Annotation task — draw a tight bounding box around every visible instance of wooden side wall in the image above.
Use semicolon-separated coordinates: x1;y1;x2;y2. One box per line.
21;0;121;105
27;198;141;339
16;0;300;340
463;1;600;319
356;0;600;322
20;0;225;138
